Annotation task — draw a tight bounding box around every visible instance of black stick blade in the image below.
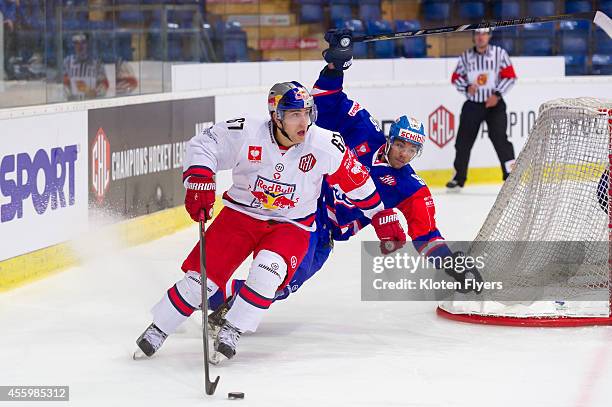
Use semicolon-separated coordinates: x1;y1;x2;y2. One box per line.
206;375;220;395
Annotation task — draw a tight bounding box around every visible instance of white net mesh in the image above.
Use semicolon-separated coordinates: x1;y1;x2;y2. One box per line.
440;97;612;321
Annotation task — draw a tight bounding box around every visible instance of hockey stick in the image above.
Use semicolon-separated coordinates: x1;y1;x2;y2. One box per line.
199;213;220;396
352;11;612;42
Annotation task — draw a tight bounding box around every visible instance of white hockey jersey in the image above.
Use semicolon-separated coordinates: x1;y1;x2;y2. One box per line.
183;116;384;231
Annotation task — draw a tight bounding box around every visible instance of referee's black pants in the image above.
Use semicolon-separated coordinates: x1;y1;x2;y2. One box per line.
452;99;515;185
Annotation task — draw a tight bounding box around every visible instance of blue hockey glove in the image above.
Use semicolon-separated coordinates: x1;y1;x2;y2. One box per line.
323;29;354;70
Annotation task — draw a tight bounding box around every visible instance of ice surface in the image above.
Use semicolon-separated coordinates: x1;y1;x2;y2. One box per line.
2;185;611;407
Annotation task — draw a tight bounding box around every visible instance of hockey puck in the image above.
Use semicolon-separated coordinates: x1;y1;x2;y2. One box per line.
228;392;245;400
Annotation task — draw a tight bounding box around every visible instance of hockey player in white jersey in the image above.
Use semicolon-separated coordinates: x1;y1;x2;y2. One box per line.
136;81;406;363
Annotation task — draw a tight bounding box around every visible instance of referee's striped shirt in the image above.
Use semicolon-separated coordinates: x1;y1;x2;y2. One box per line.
451;45;517;103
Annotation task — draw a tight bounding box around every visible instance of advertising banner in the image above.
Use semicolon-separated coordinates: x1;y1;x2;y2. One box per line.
215;79;612;174
88;97;215;218
0;111;88;260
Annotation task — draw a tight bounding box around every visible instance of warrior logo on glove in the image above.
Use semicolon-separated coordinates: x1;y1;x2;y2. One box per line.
184;169;216;222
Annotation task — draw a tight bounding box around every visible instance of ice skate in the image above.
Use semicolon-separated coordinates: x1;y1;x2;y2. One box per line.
446;179;464;192
207;296;232;341
210;321;241;365
133;323;168;359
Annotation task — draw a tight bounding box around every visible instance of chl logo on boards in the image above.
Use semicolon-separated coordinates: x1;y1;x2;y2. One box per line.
91;127;111;203
428;106;455;148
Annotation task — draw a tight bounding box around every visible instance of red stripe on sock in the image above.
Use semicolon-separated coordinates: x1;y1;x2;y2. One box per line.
168;286;195;317
238;285;273;309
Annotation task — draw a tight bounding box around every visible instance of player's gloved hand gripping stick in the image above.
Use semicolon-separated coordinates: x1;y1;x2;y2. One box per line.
322;28;354;71
371;209;407;255
185;171;216;223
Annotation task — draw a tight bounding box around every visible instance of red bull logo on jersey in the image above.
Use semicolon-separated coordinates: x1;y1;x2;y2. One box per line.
428;105;455;148
250;176;298;210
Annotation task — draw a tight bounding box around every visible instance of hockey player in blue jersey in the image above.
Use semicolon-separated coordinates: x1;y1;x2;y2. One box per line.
208;29;481;321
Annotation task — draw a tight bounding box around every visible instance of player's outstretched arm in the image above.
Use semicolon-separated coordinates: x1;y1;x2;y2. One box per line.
313;65;384;143
313;30;383;141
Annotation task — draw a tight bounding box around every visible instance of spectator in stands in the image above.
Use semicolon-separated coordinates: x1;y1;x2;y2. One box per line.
447;28;517;191
0;0;17;30
1;0;19;79
63;32;109;101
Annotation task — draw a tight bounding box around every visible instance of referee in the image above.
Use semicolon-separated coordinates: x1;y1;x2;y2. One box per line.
63;33;109;101
446;28;517;190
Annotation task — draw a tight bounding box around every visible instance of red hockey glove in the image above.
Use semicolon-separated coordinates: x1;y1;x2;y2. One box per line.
185;175;216;222
371;209;407;254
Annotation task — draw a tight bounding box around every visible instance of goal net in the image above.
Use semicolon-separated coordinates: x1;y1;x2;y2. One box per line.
438;97;612;326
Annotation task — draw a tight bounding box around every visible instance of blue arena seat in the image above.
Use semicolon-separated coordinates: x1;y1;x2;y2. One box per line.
366;20;395;58
223;22;249;62
20;1;45;30
491;26;518;55
422;0;451;22
526;1;555;17
88;29;115;63
592;54;612;74
600;0;612;17
168;11;196;28
299;1;325;24
492;0;520;19
594;28;612;54
116;33;134;61
492;37;517;55
522;37;554;56
343;19;369;58
565;0;592;13
358;0;381;21
116;0;144;25
564;54;587;75
395;20;427;58
330;0;353;26
521;23;555;56
559;21;590;55
458;0;486;20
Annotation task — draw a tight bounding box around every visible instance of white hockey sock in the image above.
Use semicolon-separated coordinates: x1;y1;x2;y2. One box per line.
152;271;219;335
225;250;287;333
